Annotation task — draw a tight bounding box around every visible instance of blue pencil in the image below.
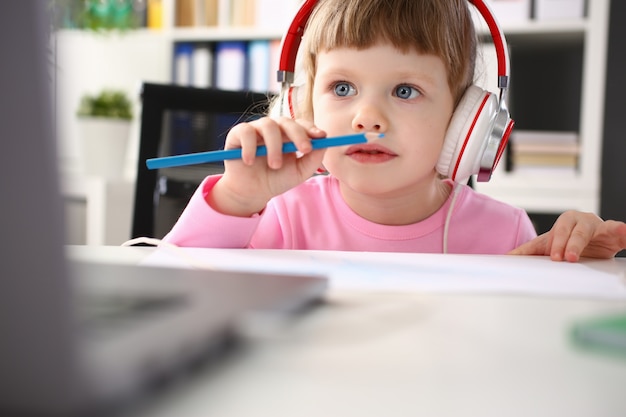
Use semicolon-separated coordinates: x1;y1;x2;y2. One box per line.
146;133;370;170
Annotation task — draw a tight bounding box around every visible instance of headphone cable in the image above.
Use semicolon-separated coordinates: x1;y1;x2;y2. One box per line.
443;181;462;254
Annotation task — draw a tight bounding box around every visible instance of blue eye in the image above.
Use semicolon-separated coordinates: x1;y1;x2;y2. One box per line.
333;82;356;97
395;85;419;99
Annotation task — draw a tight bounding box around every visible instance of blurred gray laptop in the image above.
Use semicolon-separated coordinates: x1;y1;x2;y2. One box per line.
0;3;326;416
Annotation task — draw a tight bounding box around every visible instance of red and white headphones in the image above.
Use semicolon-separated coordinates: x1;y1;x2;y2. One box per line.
276;0;514;183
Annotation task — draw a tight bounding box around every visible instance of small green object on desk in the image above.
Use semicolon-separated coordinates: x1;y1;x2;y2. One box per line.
571;312;626;358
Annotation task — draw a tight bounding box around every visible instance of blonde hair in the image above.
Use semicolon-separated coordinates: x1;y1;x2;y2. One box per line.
281;0;477;119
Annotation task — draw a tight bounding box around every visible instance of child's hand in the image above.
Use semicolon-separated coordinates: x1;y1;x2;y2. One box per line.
207;117;327;217
509;210;626;262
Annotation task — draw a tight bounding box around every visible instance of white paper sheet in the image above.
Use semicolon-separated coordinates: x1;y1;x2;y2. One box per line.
141;248;626;300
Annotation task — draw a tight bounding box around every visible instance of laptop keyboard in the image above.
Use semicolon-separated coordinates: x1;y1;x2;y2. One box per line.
77;292;189;334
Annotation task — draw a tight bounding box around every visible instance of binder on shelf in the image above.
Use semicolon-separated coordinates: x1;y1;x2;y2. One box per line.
231;0;255;27
192;43;214;88
215;41;248;91
174;43;194;86
201;0;218;26
175;0;195;27
247;40;271;93
132;0;147;28
147;0;163;28
217;0;231;27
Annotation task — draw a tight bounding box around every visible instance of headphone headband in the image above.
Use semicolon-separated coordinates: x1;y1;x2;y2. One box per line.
276;0;317;85
468;0;510;90
277;0;510;92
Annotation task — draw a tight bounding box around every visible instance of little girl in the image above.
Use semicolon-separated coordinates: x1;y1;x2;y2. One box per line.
163;0;542;254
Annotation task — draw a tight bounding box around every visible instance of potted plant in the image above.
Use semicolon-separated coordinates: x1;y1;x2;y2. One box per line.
76;89;133;179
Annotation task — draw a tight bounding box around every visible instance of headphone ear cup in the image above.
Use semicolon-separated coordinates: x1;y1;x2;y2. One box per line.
287;85;303;119
436;85;498;183
277;85;304;119
270;85;303;119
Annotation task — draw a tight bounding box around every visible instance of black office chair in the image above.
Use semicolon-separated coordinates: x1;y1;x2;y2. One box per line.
132;82;271;239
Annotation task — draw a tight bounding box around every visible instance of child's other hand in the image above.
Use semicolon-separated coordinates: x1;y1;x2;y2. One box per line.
207;117;327;217
508;210;626;262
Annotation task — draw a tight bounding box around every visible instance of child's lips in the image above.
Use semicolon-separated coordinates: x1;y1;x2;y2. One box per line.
346;144;397;163
346;143;397;156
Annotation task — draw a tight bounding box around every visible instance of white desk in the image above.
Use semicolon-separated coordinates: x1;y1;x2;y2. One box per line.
68;246;626;417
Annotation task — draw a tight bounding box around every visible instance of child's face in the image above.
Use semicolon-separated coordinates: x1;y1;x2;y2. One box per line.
312;43;455;197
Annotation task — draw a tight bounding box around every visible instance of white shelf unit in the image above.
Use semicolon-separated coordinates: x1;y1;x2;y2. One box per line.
473;1;610;214
158;0;609;215
166;27;283;41
61;0;607;245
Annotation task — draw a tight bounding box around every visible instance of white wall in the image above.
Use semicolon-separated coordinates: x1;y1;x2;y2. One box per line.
53;29;170;245
53;29;170;179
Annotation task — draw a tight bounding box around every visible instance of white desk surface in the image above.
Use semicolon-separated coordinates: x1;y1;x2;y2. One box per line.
67;246;626;417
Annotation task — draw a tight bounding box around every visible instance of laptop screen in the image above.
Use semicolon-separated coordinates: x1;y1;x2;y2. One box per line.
0;1;85;413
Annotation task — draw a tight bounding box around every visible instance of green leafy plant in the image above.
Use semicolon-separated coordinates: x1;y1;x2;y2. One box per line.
77;89;133;120
52;0;142;31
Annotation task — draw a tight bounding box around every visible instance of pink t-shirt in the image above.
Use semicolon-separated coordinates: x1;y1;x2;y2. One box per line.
163;175;537;254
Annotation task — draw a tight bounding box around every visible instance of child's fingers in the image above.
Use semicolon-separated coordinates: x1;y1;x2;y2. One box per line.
508;234;550;256
561;222;597;262
602;221;626;251
251;118;326;169
226;122;265;165
275;118;318;155
547;214;579;261
226;117;326;169
250;118;289;169
510;212;625;262
580;220;626;258
555;212;600;262
276;118;327;156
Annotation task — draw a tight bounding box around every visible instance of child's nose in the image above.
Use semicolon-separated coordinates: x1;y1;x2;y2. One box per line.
352;104;387;132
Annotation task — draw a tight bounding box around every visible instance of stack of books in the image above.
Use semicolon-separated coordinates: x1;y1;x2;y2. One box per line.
510;130;580;173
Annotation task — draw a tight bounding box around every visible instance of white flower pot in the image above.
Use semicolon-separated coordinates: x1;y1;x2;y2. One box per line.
78;117;131;180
